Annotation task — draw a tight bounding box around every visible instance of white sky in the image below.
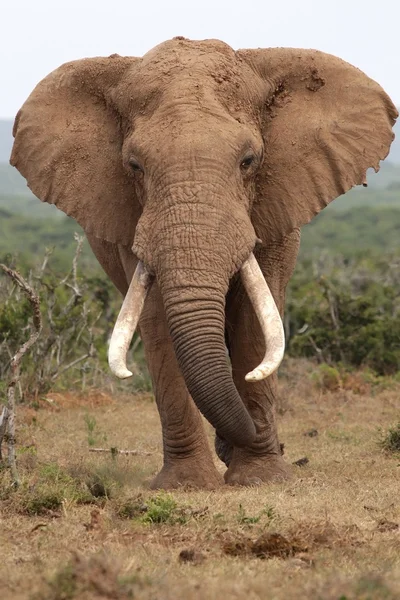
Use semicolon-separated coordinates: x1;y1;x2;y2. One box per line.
1;0;399;118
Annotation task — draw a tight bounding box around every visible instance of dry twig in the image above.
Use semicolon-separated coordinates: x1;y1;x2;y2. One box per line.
88;447;153;456
0;406;9;461
0;264;42;485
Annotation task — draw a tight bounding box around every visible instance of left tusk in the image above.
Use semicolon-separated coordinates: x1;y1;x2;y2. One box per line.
108;261;153;379
240;253;285;382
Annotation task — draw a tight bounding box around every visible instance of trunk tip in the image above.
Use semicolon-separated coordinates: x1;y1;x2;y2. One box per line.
219;418;257;448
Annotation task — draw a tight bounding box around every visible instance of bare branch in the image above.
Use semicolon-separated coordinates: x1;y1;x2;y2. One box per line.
59;233;84;298
0;406;9;461
0;264;42;486
51;349;94;381
131;335;142;355
38;247;54;278
88;447;153;456
308;335;324;363
72;233;84;292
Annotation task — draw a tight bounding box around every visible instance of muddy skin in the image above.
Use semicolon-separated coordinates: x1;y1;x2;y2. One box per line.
11;38;398;489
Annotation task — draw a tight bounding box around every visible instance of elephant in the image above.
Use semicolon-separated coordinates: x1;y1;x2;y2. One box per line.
10;37;397;489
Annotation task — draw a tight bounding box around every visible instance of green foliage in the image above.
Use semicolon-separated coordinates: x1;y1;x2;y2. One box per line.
23;491;64;516
0;245;151;400
44;562;77;600
140;493;183;524
83;413;107;447
84;462;137;499
237;504;277;526
310;364;342;391
300;206;400;259
378;423;400;454
117;493;193;525
287;256;400;375
117;497;148;519
17;463;95;515
0;208;96;272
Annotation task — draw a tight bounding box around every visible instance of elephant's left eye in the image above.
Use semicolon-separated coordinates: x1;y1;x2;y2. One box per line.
240;154;255;170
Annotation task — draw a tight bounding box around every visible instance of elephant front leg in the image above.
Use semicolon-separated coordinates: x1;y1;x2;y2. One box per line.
139;282;222;490
222;369;289;485
223;231;300;486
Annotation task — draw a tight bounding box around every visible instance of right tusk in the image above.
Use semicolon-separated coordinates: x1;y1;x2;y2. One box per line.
240;253;285;382
108;261;153;379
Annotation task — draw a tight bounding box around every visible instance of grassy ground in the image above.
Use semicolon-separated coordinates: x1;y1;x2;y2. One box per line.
1;360;399;600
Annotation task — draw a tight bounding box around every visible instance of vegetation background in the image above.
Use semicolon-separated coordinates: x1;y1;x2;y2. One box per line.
1;117;400;600
1;117;400;390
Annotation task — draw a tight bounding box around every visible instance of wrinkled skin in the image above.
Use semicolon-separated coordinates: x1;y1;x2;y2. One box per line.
11;38;397;489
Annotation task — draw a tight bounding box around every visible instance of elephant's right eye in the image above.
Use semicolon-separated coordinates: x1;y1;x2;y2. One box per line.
129;157;144;173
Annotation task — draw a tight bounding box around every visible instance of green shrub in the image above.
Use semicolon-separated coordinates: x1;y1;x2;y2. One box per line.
379;423;400;454
117;493;193;525
287;256;400;375
0;242;151;400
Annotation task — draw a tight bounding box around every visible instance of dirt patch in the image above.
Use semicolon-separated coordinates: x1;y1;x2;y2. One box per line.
221;520;365;561
36;390;116;411
375;519;399;533
289;520;364;550
222;532;307;559
306;68;325;92
178;548;206;565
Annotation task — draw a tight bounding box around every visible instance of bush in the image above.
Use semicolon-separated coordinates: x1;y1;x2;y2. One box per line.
0;239;150;401
2;232;400;398
379;423;400;454
287;255;400;375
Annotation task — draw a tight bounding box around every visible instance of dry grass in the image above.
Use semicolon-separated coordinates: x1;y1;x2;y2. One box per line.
1;359;399;600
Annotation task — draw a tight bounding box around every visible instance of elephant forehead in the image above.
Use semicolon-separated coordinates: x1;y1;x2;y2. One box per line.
141;37;237;69
113;38;263;118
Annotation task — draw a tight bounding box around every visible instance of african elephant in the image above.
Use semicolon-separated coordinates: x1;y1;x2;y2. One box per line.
11;37;397;489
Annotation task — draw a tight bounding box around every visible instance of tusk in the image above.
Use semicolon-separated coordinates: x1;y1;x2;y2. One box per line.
240;253;285;382
108;261;153;379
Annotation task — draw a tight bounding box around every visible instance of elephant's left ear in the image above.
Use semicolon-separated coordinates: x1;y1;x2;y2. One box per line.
237;48;398;239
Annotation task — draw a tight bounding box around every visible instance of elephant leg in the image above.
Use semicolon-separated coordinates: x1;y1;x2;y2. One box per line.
223;230;300;486
86;236;221;490
138;282;223;490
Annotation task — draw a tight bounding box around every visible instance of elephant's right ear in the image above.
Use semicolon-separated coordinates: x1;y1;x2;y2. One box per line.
11;56;141;246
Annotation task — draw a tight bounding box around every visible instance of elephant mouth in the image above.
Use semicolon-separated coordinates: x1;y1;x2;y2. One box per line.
108;252;285;383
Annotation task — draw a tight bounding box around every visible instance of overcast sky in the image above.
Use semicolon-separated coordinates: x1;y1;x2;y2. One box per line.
1;0;399;118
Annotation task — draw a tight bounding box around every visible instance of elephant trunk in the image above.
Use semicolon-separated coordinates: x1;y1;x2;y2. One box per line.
160;282;256;447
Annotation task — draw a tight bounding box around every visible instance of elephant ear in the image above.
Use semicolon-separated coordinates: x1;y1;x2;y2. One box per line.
11;55;141;246
238;48;398;240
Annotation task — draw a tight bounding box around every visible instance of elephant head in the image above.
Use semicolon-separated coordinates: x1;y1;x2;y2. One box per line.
11;38;397;447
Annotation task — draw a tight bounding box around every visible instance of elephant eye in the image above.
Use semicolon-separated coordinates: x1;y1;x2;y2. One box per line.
129;157;144;173
240;154;255;170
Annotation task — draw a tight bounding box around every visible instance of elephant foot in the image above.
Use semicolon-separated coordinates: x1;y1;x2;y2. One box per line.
224;454;291;486
150;457;223;490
